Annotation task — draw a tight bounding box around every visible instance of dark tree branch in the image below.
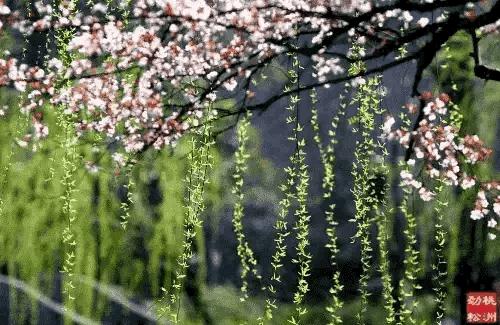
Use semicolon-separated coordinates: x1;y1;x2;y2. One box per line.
238;52;420;116
474;64;500;81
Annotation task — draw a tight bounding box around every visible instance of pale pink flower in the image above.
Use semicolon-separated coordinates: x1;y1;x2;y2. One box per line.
461;176;476;190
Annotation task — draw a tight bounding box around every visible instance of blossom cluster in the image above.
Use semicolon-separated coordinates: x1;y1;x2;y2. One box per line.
470;182;499;240
383;93;498;238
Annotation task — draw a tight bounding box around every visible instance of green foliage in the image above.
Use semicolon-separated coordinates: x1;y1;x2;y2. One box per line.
310;88;345;324
348;42;367;76
147;149;186;298
375;201;396;325
0;98;228;323
285;52;312;325
232;110;261;301
171;286;444;325
373;102;396;325
261;49;312;325
349;75;383;324
432;182;448;323
157;109;216;323
288;116;312;325
397;187;421;325
119;163;135;229
58;108;80;308
53;0;82;316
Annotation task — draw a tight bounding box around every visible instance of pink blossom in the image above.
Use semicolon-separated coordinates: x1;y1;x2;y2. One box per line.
382;116;395;138
418;187;435;202
471;209;483;221
460;176;476;190
494;202;500;216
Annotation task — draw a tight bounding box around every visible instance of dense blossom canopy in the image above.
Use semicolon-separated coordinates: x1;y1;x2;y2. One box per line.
0;0;499;149
383;93;499;235
0;0;499;234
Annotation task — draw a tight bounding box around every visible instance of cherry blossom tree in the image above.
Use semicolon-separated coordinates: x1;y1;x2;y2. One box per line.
0;0;499;323
0;0;498;150
3;0;498;232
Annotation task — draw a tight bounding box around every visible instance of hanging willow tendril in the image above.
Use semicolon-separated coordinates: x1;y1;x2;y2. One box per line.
349;75;382;324
373;88;396;325
157;108;216;323
431;42;454;323
117;36;139;230
53;0;81;313
259;149;296;323
397;183;420;325
310;87;345;324
344;38;383;323
375;191;396;325
393;92;422;325
433;181;448;322
58;113;79;305
288;103;312;325
232;110;261;301
260;46;308;325
120;0;134;25
119;162;135;229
